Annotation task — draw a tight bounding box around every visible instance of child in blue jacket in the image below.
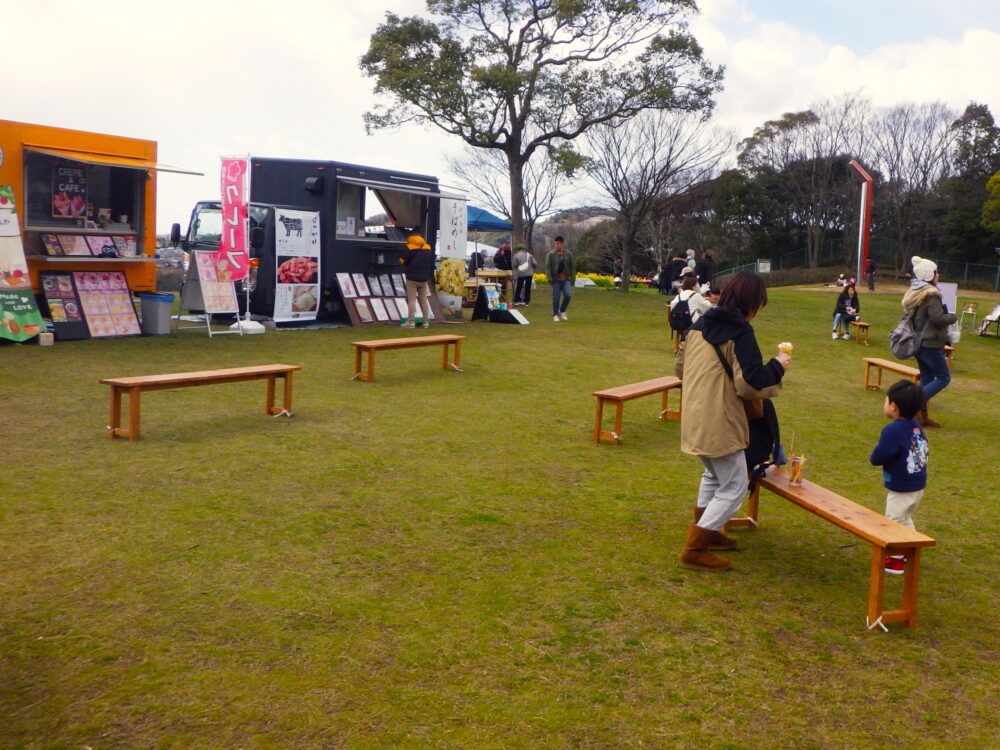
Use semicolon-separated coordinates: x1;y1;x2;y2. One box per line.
869;379;929;574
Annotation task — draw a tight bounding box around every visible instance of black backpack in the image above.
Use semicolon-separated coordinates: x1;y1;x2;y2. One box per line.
669;294;693;332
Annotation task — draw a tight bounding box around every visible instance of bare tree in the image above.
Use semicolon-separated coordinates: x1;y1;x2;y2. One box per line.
739;94;869;268
584;111;733;291
446;140;580;252
868;102;957;268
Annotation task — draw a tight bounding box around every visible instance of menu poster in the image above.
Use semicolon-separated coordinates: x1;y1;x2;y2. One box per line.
353;297;373;323
369;297;389;322
40;272;89;340
366;274;382;296
40;233;64;255
52;164;88;218
352;273;371;297
394;297;409;318
273;209;320;324
379;274;394;298
392;274;407;297
336;272;357;298
86;236;118;257
0;198;43;341
194;250;239;313
59;235;91;256
74;271;140;337
0;288;45;342
112;235;138;257
385;300;400;321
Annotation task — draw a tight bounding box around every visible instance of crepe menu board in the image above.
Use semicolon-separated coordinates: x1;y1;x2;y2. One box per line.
336;273;357;299
40;272;88;340
85;236;117;257
392;275;407;297
352;273;371;297
60;235;91;256
193;250;239;313
74;271;140;337
273;209;320;324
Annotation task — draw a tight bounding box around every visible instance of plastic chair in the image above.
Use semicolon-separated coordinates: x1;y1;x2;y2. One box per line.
960;301;978;330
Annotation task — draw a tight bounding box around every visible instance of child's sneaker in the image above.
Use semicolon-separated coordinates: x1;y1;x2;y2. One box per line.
831;331;838;339
560;312;568;321
842;333;851;340
400;319;415;328
553;315;560;322
884;555;906;575
419;320;431;328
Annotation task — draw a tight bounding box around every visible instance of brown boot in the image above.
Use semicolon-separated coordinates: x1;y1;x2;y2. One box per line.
679;523;732;571
692;507;739;550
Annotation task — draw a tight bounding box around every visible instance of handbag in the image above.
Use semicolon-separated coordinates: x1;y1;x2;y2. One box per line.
517;259;531;273
711;343;764;421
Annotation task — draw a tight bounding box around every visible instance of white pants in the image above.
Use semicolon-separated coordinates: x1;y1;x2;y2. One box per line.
885;489;923;530
695;450;748;531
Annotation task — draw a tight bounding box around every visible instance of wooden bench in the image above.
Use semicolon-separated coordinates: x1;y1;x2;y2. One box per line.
862;357;919;391
351;334;465;382
727;465;935;629
592;376;682;444
944;344;954;367
849;320;870;345
100;364;300;441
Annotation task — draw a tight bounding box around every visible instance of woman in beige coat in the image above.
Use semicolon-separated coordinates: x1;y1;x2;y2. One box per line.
678;273;791;571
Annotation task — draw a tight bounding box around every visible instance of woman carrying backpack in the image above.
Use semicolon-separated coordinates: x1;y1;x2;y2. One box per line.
902;257;957;427
670;269;712;378
678;272;790;571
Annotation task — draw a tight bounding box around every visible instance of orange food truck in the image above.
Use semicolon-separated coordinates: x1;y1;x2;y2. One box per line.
0;119;200;293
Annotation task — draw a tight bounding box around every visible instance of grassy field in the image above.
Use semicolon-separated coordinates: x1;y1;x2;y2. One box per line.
2;282;999;749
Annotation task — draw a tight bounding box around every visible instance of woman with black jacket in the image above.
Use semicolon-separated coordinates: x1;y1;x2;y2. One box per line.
832;284;859;339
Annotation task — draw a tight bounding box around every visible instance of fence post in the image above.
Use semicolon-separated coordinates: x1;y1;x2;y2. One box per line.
963;263;968;288
995;264;1000;292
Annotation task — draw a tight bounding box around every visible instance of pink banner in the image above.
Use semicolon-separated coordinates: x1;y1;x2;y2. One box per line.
216;157;249;281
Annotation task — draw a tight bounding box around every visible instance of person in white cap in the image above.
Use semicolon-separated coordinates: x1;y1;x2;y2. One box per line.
901;256;957;427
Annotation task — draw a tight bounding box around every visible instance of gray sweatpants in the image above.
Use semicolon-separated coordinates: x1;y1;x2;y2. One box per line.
695;450;748;531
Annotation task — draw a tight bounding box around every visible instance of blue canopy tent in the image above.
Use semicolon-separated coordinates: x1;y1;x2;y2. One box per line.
466;205;513;232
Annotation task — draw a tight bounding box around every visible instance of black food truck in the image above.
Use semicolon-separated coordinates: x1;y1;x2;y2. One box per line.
171;157;462;324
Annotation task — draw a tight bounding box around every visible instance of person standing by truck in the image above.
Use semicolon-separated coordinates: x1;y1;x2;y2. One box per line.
400;234;434;328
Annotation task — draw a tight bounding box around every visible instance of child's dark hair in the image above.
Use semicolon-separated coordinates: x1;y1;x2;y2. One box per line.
887;380;925;419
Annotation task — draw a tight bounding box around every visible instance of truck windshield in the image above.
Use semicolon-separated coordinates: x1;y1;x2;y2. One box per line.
191;205;222;245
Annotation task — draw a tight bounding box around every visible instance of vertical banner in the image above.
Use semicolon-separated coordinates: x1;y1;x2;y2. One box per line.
0;186;44;342
273;209;320;323
217;156;250;282
436;197;468;315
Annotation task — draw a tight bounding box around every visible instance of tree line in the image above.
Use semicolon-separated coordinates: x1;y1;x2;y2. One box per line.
360;1;1000;288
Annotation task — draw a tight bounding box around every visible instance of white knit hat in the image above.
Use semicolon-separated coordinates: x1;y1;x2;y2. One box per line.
911;256;937;282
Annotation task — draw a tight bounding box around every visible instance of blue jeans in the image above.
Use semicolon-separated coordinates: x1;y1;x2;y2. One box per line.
914;347;950;401
552;280;572;315
832;313;853;334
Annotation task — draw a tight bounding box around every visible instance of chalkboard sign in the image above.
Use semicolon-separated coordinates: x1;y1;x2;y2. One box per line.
52;164;88;218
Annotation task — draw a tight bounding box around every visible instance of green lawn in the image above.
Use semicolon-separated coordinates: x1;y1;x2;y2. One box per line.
2;283;999;748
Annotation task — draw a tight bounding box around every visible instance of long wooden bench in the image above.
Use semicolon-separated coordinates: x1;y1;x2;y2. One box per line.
862;357;919;391
100;364;300;441
351;334;465;382
727;465;935;629
592;376;682;444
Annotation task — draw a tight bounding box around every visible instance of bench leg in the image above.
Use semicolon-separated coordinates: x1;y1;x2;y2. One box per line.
594;398;604;444
449;340;464;372
867;545;887;631
612;402;624;444
266;376;276;414
353;347;363;380
282;372;294;414
724;482;759;531
901;547;922;628
367;350;376;383
659;386;681;421
127;387;141;442
108;386;123;438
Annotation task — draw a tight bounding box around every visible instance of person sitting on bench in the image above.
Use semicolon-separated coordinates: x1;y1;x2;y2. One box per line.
832;283;859;339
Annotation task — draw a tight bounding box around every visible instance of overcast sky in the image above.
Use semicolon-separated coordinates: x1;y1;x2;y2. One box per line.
6;0;998;231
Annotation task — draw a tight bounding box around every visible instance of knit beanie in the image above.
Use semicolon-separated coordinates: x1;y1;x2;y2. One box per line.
911;256;937;282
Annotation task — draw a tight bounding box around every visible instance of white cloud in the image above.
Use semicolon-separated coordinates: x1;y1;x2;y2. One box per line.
4;0;998;230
